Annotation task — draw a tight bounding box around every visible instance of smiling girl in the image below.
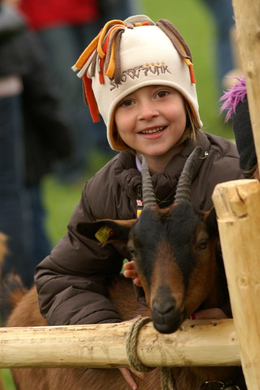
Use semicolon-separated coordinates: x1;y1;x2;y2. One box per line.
34;15;243;389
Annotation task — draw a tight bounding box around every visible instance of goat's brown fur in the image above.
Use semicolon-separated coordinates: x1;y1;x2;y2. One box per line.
0;233;8;283
3;274;243;390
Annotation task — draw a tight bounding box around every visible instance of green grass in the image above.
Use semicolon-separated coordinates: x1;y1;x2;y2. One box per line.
1;2;234;388
1;370;15;390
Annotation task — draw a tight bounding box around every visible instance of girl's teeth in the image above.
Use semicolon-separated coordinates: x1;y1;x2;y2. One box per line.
142;127;164;134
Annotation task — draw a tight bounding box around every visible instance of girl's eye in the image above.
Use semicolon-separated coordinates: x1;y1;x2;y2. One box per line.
120;99;134;107
156;90;169;98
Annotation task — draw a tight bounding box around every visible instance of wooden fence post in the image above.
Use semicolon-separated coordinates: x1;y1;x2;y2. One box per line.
232;0;260;168
212;2;260;388
213;180;260;390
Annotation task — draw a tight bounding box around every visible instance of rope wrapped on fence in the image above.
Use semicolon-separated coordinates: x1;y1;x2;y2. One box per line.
126;316;176;390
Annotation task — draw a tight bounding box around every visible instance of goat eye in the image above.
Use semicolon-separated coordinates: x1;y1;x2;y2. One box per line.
128;247;136;257
198;239;208;249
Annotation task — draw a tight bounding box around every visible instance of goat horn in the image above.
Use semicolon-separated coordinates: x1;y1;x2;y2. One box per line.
174;146;202;204
141;155;156;208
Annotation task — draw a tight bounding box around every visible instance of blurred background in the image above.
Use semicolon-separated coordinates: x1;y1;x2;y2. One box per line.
1;0;239;387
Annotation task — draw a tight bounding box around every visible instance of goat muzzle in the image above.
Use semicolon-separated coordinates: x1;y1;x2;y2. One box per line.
151;297;184;334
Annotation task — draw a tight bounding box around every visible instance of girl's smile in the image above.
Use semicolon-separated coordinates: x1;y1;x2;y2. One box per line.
139;126;165;135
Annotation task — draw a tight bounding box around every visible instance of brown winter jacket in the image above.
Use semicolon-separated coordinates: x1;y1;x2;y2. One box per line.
35;131;243;325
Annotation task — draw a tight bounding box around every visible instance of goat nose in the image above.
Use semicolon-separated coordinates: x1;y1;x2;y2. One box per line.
152;297;182;334
152;296;176;316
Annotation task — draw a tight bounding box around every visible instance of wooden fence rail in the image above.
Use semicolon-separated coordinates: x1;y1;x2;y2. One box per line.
0;319;239;369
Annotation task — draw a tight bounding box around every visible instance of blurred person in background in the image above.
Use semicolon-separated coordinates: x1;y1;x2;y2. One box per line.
99;0;141;23
200;0;241;95
0;1;73;288
16;0;141;184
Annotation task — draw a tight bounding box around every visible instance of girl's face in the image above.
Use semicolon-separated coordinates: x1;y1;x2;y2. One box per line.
114;85;187;171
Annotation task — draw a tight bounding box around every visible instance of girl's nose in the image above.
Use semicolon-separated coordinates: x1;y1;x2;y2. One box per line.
138;100;159;120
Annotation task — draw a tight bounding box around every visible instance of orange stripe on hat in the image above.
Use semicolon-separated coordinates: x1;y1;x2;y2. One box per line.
184;58;196;84
73;32;101;70
83;74;100;122
98;23;126;82
97;19;125;58
104;25;126;78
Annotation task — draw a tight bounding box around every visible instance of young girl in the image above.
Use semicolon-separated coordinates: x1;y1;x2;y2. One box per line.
34;15;243;389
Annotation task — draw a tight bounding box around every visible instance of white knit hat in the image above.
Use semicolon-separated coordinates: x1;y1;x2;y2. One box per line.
72;15;202;151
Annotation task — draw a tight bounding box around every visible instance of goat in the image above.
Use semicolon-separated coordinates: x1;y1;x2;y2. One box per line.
1;147;245;389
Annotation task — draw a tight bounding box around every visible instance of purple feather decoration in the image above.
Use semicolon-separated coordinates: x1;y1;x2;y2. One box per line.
220;76;247;122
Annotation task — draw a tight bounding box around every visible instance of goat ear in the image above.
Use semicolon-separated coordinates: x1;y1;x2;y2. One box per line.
204;207;219;237
77;219;136;244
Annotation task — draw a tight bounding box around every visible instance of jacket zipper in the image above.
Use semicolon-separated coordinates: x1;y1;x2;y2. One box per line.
136;184;143;218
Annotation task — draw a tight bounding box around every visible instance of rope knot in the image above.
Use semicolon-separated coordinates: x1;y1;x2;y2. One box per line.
126;316;176;390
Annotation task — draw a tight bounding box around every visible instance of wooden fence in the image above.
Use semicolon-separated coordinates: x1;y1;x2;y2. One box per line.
0;319;239;369
212;1;260;388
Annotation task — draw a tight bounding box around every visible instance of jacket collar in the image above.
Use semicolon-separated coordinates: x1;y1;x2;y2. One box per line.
114;131;210;208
